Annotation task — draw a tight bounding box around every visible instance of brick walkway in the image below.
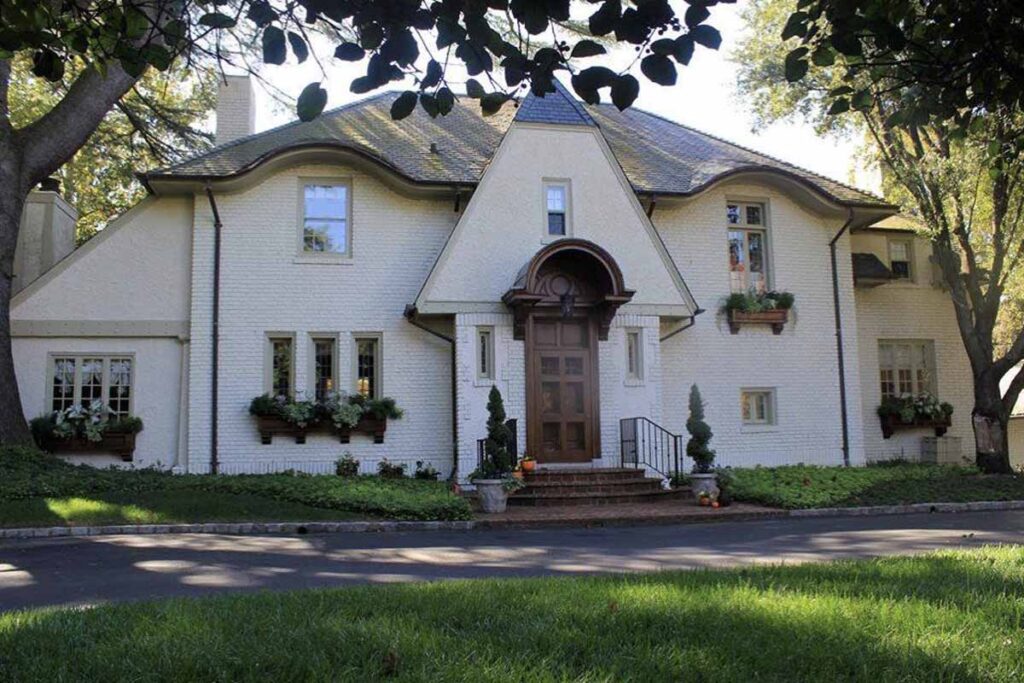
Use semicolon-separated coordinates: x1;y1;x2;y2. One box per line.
473;500;784;529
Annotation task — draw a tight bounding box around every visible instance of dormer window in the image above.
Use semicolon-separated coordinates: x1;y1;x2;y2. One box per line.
888;237;913;280
545;182;570;237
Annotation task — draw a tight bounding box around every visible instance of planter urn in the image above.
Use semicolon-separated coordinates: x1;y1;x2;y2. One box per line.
474;479;509;513
689;472;720;503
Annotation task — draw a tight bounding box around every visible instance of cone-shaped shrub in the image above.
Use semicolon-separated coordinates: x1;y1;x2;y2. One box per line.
482;385;513;476
686;384;716;473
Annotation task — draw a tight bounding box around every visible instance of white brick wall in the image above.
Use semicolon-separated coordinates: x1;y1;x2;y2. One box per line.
186;164;457;475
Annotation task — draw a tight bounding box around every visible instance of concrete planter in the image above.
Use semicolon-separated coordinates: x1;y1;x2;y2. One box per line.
474;479;509;513
689;473;720;502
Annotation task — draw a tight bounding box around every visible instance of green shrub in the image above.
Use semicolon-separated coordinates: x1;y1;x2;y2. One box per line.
476;385;514;479
685;384;715;473
414;461;440;480
335;453;359;477
249;394;282;417
376;458;407;479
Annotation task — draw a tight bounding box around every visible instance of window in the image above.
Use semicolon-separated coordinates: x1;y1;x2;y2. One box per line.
477;327;494;381
354;335;381;399
545;182;569;236
48;355;134;416
727;201;768;294
888;237;913;280
302;182;349;254
268;336;294;399
626;329;643;381
879;340;935;399
311;337;337;402
741;389;775;426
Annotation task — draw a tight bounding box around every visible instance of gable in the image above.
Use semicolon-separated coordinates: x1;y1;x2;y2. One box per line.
415;122;696;316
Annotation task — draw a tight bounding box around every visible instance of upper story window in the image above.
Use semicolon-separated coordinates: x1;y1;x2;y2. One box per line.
626;329;643;381
545;182;570;237
477;327;494;381
879;340;935;399
887;237;913;280
302;182;350;255
50;355;134;416
267;336;294;399
741;388;776;426
354;334;381;399
311;337;337;402
727;201;768;294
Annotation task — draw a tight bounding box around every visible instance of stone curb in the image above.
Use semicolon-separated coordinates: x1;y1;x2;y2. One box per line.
2;500;1022;540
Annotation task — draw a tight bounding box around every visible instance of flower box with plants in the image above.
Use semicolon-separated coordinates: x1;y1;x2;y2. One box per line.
877;393;953;439
249;392;404;445
30;401;144;461
723;290;795;335
468;386;524;513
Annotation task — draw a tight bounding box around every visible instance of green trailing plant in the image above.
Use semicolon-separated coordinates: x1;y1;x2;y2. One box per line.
723;290;795;313
250;392;405;431
281;400;317;429
249;394;283;418
335;453;359;477
686;384;716;474
877;394;954;423
364;397;404;421
30;401;144;447
377;459;407;479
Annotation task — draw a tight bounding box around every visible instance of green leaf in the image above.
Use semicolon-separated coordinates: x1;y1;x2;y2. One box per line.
827;98;849;115
262;26;286;65
142;44;172;71
297;82;328;122
391;90;418;120
465;78;486;99
610;74;639;111
685;5;710;28
200;12;236;29
421;60;443;89
334;43;365;61
350;76;374;94
650;39;675;56
589;0;621;37
851;89;872;110
31;49;64;81
480;92;510;116
673;35;695;65
571;39;607;59
690;25;721;50
288;32;308;64
641;54;677;86
811;47;834;66
781;12;808;40
436;87;455;115
246;1;276;27
420;93;439;118
784;48;809;82
359;24;384;50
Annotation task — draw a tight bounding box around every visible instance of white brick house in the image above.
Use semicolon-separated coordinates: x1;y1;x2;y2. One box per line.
11;76;974;478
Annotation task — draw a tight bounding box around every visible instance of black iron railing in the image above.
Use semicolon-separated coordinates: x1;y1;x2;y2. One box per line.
477;418;519;467
619;417;683;478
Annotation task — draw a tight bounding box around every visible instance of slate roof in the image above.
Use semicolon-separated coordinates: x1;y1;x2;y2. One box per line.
146;89;887;207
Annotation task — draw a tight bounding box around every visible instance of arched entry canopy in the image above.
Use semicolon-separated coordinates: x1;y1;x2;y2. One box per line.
502;239;634;340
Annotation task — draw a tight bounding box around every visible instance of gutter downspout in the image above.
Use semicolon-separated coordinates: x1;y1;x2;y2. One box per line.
830;209;856;467
404;306;458;481
205;186;223;475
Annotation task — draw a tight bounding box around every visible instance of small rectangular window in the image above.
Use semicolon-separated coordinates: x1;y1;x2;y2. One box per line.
626;329;643;380
48;355;133;415
302;183;349;254
741;389;776;425
269;337;294;399
545;183;569;236
354;335;380;399
888;238;913;280
312;338;337;402
727;202;769;294
878;340;935;399
477;328;494;380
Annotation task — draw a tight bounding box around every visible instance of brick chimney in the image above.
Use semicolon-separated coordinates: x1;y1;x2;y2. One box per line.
13;180;77;294
215;74;255;145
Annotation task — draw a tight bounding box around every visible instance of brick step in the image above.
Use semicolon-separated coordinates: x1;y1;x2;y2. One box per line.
523;468;652;484
515;479;664;496
508;488;691;507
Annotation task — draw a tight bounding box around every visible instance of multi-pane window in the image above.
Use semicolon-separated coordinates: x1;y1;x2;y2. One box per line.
727;201;768;294
312;338;336;402
888;238;913;280
302;183;349;254
355;336;380;399
546;183;568;236
269;337;294;399
49;355;134;416
626;329;643;380
879;340;935;399
477;328;494;380
741;389;775;425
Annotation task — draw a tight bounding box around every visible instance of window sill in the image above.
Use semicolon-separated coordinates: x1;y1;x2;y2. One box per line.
292;254;353;266
740;424;779;434
624;378;646;388
473;376;496;388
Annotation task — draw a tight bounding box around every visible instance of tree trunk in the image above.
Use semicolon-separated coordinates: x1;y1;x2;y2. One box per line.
972;375;1013;474
0;141;31;445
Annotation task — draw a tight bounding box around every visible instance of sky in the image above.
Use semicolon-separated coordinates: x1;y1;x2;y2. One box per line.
251;1;878;196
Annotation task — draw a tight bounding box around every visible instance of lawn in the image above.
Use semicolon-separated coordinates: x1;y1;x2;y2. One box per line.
729;462;1024;509
1;546;1023;681
0;446;471;525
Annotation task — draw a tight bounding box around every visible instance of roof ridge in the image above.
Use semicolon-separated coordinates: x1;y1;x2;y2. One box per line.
514;78;595;127
592;103;884;203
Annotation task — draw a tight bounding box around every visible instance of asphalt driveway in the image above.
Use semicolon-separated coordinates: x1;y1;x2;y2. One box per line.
2;510;1022;612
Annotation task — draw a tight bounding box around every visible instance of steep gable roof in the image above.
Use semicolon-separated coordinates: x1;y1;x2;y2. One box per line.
146;90;888;208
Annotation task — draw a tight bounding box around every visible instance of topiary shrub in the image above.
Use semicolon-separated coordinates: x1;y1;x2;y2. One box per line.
477;385;513;478
686;384;716;474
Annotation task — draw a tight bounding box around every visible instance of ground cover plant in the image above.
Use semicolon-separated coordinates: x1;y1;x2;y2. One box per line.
729;463;1024;509
1;546;1023;681
0;446;470;525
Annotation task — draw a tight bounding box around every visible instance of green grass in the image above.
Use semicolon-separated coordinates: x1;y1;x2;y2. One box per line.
729;463;1024;509
0;491;363;527
0;446;471;524
2;546;1024;681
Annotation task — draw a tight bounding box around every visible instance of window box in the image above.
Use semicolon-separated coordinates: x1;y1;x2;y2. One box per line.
727;308;789;335
879;413;951;439
39;430;138;461
334;415;387;444
255;415;311;445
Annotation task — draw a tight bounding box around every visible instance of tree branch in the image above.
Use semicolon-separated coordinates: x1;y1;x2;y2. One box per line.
17;63;139;185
